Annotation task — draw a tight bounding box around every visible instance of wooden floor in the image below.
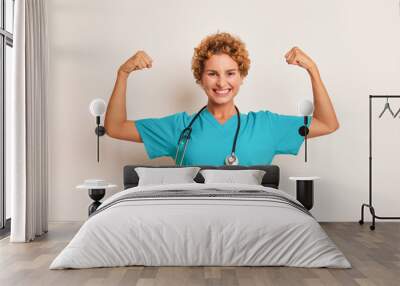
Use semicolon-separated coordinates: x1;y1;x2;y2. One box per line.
0;222;399;286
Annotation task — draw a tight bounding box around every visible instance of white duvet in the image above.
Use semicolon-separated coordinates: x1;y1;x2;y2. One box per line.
50;183;351;269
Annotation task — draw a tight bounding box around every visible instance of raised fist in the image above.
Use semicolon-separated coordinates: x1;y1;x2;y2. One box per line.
119;50;153;75
284;47;316;72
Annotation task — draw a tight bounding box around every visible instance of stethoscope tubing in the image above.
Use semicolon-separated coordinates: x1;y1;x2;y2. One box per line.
175;105;241;166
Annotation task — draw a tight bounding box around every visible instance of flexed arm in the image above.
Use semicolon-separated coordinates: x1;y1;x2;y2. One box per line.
104;51;153;142
284;47;339;138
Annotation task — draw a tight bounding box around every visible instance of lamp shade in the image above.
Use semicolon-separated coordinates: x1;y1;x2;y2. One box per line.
89;99;106;117
298;99;314;116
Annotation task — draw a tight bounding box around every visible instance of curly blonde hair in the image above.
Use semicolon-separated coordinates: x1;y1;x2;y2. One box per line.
191;32;251;84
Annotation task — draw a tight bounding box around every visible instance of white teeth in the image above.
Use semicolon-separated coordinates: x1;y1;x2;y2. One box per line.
214;89;230;95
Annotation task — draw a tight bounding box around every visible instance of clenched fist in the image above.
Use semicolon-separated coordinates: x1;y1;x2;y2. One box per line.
118;51;153;75
284;47;316;72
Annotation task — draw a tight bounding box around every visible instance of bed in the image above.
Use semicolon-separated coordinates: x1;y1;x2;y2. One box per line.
50;165;351;269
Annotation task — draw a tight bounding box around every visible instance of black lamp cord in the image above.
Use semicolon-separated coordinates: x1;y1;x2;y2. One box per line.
96;116;100;162
304;116;308;162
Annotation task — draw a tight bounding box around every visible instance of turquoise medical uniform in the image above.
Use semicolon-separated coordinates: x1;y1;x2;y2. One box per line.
135;108;312;166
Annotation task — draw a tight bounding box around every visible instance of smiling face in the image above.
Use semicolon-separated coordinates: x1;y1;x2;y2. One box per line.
200;53;244;106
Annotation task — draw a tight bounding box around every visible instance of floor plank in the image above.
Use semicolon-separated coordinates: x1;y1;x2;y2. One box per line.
0;222;399;286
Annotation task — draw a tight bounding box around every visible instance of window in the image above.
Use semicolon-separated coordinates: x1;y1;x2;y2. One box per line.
0;0;14;236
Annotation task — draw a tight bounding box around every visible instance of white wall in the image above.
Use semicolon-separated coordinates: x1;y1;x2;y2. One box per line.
46;0;400;222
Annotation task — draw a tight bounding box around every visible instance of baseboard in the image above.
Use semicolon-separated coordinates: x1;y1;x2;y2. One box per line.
48;220;85;224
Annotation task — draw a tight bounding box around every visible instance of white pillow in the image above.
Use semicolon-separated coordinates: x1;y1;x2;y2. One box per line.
135;167;201;186
200;169;266;185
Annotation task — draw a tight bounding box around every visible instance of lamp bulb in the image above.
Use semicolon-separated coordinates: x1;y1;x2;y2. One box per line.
298;99;314;116
89;99;106;117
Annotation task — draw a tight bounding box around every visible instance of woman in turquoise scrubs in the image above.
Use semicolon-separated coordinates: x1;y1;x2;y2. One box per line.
104;33;339;166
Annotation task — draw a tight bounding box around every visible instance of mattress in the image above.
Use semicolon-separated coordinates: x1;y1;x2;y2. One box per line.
50;183;351;269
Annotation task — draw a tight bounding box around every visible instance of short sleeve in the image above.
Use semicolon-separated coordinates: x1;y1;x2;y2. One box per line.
135;112;187;159
266;111;312;155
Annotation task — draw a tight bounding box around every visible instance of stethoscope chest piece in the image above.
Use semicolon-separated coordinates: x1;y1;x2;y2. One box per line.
225;153;239;166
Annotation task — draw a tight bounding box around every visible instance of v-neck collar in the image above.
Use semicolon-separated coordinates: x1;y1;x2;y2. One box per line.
203;108;238;128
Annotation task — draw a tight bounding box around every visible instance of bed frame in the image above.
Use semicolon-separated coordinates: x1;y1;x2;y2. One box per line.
123;165;280;189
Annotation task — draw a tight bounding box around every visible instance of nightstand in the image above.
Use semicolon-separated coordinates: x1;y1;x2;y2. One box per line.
289;176;320;210
76;179;117;216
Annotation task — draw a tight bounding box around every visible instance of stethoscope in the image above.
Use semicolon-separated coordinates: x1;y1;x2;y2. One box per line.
174;105;241;166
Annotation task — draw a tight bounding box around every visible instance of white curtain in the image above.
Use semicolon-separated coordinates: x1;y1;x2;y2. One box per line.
9;0;49;242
